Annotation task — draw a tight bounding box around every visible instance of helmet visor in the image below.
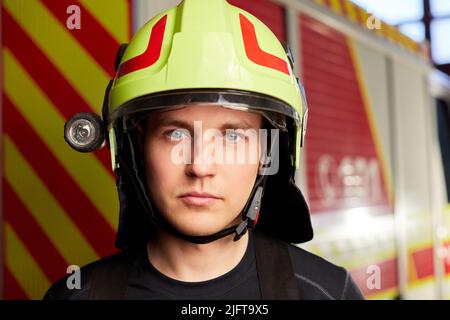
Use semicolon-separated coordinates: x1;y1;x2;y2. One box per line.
110;89;301;132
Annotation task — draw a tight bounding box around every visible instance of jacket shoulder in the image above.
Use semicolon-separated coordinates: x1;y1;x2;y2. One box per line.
43;250;130;300
287;244;364;300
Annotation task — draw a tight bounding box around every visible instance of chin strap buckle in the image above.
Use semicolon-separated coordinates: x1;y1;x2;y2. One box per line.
234;186;264;241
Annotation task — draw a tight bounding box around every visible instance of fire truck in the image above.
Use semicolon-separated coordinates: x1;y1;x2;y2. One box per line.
2;0;450;299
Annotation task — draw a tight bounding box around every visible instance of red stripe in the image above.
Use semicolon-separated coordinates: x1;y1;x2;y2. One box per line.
350;258;398;297
323;0;332;8
3;11;114;177
339;0;349;16
356;7;366;26
412;247;434;279
239;14;289;76
445;241;450;275
4;182;68;282
4;96;117;258
3;267;28;300
127;0;133;40
254;209;261;226
118;15;167;77
40;0;119;78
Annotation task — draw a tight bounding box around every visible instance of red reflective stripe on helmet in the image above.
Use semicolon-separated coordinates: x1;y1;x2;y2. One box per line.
239;13;289;75
118;15;167;78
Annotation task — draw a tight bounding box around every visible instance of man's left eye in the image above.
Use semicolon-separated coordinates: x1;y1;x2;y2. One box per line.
166;128;190;141
224;131;244;142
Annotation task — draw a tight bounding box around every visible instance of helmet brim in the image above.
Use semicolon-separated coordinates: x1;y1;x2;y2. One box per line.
110;89;301;133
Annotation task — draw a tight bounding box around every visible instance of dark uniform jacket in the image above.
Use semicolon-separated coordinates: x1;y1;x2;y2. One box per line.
44;230;364;300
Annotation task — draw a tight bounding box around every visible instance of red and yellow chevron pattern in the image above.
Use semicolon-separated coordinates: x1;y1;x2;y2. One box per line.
2;0;131;299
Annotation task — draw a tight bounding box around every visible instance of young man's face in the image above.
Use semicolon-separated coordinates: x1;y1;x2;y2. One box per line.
143;105;263;237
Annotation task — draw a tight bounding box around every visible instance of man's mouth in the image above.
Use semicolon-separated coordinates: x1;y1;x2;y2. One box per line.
178;191;222;206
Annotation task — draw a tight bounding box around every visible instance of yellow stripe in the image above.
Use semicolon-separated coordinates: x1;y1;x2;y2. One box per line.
329;0;342;14
4;0;109;114
403;36;413;51
400;34;410;51
407;38;418;53
4;50;118;230
374;19;384;37
408;251;419;282
407;275;436;290
314;0;325;6
396;31;407;49
379;22;390;40
344;1;358;23
408;240;434;253
386;24;397;43
404;37;414;52
367;288;399;300
395;30;404;46
347;39;394;205
5;136;99;265
391;27;404;47
5;223;51;299
398;33;409;50
79;0;129;43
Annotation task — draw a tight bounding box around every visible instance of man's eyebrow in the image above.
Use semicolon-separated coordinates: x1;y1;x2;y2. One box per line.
156;119;193;131
154;118;258;130
220;120;256;130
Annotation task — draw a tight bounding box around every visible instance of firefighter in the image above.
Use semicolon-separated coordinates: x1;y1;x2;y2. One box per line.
46;0;363;300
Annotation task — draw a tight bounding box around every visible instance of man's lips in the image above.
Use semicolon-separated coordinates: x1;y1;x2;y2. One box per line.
178;191;222;206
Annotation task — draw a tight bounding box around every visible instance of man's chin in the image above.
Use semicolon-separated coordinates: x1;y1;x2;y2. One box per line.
176;226;226;237
171;220;238;238
163;210;242;238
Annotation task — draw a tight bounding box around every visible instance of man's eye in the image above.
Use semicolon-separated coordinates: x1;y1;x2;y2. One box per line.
224;131;244;142
166;128;190;141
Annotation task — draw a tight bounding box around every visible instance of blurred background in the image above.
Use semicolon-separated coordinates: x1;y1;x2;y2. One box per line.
1;0;449;300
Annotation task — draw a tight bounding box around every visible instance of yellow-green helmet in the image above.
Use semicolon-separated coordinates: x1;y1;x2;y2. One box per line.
88;0;312;247
108;0;307;170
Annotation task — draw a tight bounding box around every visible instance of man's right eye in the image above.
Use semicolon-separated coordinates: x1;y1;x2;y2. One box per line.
166;128;190;141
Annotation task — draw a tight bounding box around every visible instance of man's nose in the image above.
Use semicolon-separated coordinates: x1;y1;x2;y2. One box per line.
185;136;217;178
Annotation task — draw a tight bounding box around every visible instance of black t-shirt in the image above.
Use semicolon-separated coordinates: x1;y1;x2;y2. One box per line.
128;231;260;299
44;231;364;300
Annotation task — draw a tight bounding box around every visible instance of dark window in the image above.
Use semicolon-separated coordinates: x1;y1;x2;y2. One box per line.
436;98;450;202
